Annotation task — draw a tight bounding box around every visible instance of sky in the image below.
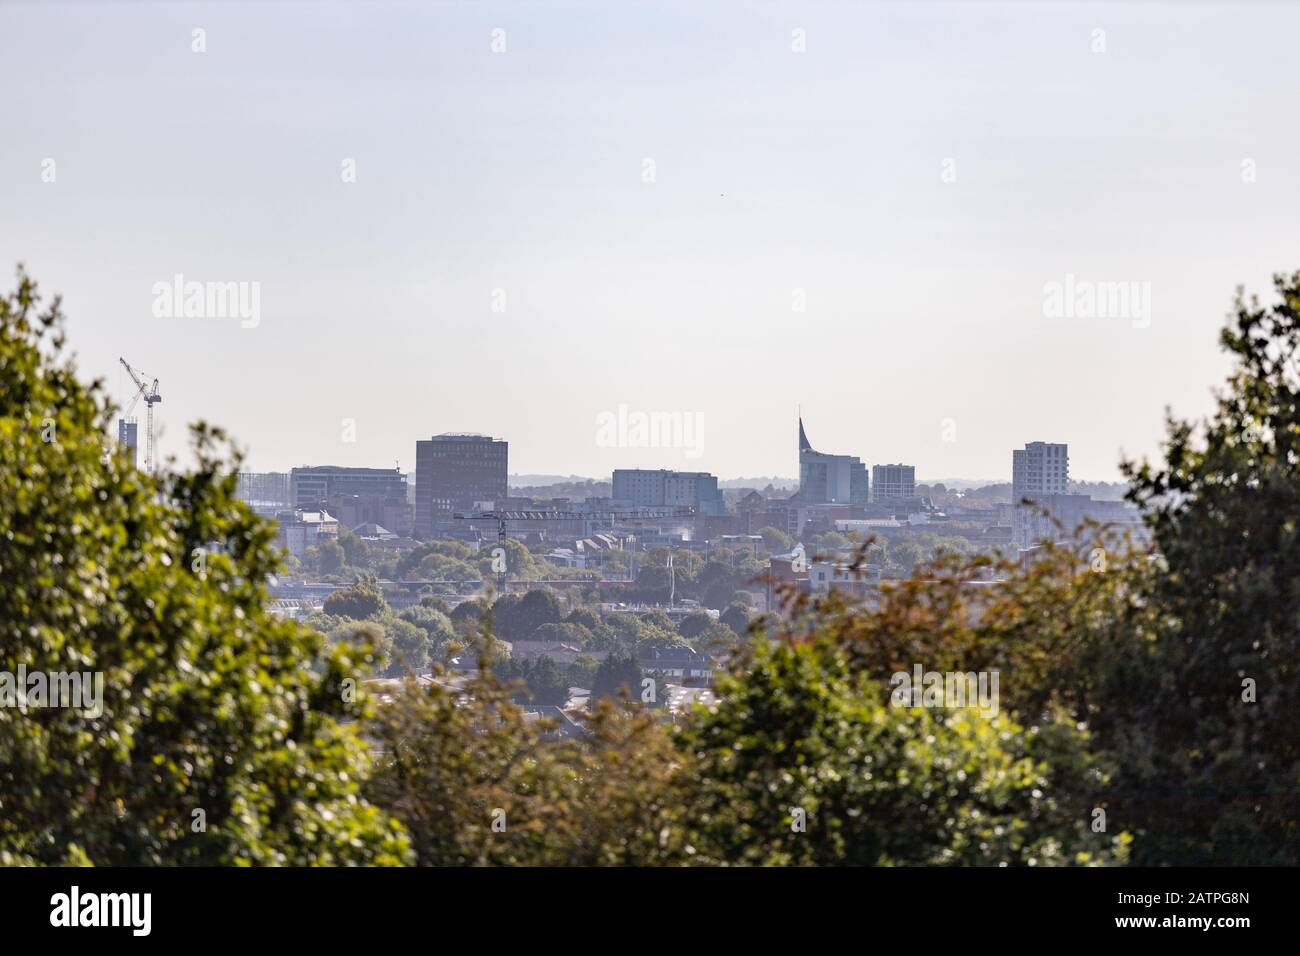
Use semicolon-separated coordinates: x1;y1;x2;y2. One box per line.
2;1;1298;483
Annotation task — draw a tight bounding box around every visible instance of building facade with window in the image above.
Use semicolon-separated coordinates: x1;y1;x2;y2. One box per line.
797;418;868;505
871;463;916;502
414;433;508;536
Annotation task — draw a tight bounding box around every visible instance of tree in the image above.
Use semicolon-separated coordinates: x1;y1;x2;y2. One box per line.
639;609;676;632
338;528;370;566
1115;271;1300;864
677;610;713;640
530;622;594;648
0;268;408;865
383;617;431;676
323;579;386;620
887;540;924;575
632;563;673;603
415;552;479;583
396;540;471;578
636;629;688;654
524;656;568;705
720;602;751;636
566;655;600;691
679;635;1128;866
363;665;569;866
565;607;603;630
632;610;686;653
449;599;486;623
477;538;536;582
757;526;792;552
399;605;455;655
512;588;564;637
591;652;643;701
318;538;345;573
365;670;692;866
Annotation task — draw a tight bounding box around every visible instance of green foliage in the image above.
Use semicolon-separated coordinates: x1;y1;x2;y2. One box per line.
677;610;713;640
591;653;643;701
720;601;751;635
886;539;924;575
638;609;675;632
366;671;692;865
1115;271;1300;864
568;654;600;690
497;655;570;705
323;579;386;620
0;268;408;865
509;589;564;638
384;617;431;676
449;599;486;623
529;622;594;647
338;528;370;567
476;539;537;582
317;538;345;574
565;607;603;630
679;636;1128;866
398;605;456;655
697;560;744;609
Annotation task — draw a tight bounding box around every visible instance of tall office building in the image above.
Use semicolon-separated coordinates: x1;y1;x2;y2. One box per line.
1011;442;1070;548
1011;442;1070;504
871;463;916;502
798;418;868;505
117;419;138;469
414;433;508;536
612;469;725;516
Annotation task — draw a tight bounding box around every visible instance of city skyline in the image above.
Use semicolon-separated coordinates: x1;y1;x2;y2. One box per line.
230;417;1092;489
3;0;1296;896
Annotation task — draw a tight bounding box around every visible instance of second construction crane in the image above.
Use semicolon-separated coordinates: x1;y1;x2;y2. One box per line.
119;357;162;473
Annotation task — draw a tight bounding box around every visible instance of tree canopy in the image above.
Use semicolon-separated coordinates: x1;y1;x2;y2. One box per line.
0;268;408;865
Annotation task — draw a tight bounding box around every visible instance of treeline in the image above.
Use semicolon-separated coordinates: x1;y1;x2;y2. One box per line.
305;580;747;687
302;534;603;588
2;268;1298;865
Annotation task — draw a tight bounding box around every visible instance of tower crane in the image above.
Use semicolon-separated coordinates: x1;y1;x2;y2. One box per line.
119;357;161;473
454;507;696;590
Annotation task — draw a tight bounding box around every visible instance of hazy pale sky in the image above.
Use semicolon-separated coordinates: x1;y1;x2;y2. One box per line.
3;1;1298;482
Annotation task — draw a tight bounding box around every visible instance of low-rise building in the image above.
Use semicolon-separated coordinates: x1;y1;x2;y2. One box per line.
612;469;726;517
638;646;715;685
1012;494;1145;549
274;509;339;558
809;559;883;597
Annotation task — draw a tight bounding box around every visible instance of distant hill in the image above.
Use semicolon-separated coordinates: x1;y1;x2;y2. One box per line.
917;478;1004;491
509;476;612;499
509;474;605;488
718;476;797;490
510;474;800;492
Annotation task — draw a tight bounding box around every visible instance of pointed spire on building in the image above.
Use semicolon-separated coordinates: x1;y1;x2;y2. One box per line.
799;416;813;454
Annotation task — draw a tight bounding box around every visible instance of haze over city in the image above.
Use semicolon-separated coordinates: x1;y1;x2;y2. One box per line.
7;0;1300;931
5;1;1299;481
